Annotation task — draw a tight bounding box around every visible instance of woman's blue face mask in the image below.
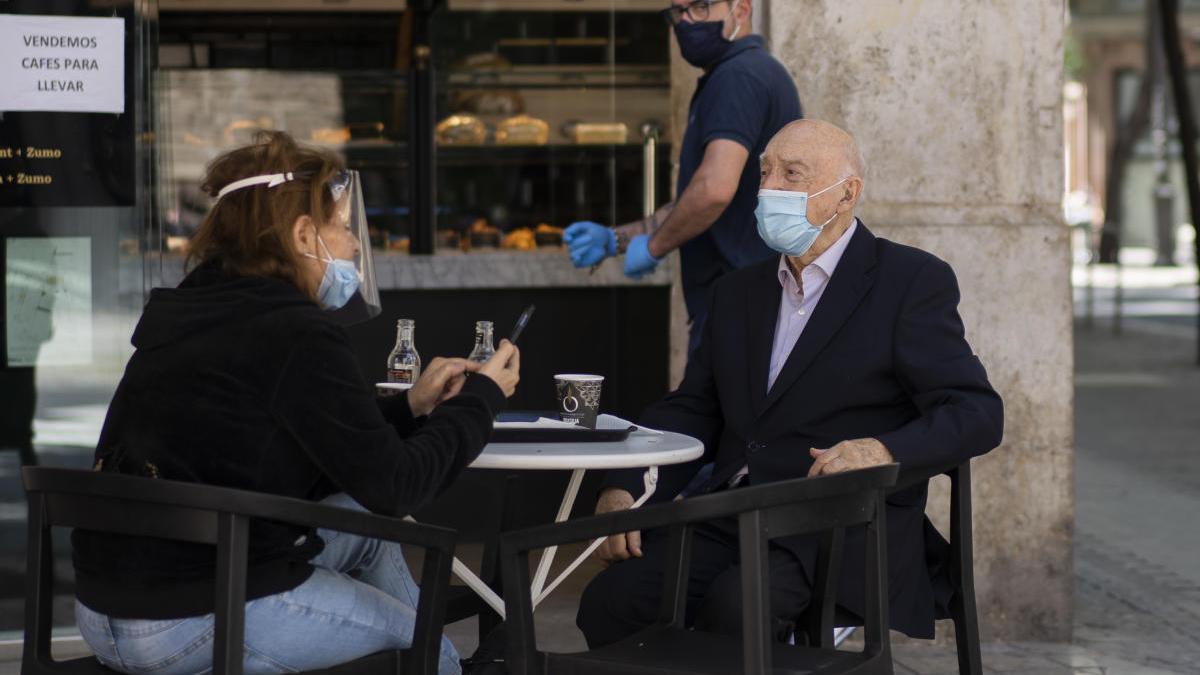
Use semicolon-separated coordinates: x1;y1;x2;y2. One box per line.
303;235;360;310
754;178;848;257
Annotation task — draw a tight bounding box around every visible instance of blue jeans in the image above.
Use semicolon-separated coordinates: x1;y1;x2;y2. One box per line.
75;493;461;675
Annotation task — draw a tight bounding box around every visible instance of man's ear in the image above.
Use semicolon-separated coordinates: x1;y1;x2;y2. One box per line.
292;215;316;256
840;178;863;211
737;0;753;23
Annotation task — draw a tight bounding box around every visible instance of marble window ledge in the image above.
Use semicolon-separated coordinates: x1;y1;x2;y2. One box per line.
150;250;675;290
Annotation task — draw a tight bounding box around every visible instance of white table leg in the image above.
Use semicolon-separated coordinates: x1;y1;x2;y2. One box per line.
534;467;659;607
452;558;506;619
413;466;665;617
529;468;586;600
405;517;507;619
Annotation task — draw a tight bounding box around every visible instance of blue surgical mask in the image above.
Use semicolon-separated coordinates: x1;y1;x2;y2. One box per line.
673;1;741;70
754;178;848;257
304;235;360;310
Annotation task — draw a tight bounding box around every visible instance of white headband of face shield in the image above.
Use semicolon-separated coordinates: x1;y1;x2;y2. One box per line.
215;171;350;202
216;172;295;199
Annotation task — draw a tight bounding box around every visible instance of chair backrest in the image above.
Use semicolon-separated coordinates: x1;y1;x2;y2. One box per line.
502;464;901;555
498;464;900;675
742;464;899;541
24;467;458;675
733;465;898;674
22;468;257;675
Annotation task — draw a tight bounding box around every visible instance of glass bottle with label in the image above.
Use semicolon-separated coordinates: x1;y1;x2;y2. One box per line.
468;320;495;363
387;319;421;384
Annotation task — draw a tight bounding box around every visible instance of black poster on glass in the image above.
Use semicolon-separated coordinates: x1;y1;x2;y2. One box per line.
0;0;137;208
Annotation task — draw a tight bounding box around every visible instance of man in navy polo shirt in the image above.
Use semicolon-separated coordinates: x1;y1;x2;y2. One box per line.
564;0;801;352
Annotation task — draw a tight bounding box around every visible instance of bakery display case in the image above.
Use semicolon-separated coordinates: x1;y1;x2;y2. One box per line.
155;11;412;253
154;2;671;259
431;6;672;253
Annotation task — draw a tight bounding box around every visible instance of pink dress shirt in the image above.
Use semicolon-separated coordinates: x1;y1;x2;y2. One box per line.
766;220;859;391
729;220;858;486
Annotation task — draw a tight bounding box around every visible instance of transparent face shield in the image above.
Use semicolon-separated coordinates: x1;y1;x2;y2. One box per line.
326;169;382;324
216;168;381;324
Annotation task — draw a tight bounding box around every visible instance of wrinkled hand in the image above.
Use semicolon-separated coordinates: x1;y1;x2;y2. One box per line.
476;340;521;398
564;221;616;268
808;438;893;477
407;357;479;417
593;488;641;565
623;234;660;279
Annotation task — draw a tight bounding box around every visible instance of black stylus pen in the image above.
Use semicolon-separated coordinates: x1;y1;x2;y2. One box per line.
509;305;536;345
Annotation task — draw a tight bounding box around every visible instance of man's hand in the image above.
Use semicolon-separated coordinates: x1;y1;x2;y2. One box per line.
808;438;893;477
407;357;480;417
593;488;641;564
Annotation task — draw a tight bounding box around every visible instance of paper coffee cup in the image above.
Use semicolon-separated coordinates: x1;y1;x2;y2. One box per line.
554;374;604;429
376;382;413;397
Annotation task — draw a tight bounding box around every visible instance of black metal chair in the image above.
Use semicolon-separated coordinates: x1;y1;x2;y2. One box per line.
22;467;457;675
801;460;982;675
498;464;900;675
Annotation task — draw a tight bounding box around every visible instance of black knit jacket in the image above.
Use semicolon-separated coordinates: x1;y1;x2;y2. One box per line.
71;262;504;619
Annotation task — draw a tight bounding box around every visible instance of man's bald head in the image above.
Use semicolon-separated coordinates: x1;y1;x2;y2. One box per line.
758;119;866;266
764;119;865;185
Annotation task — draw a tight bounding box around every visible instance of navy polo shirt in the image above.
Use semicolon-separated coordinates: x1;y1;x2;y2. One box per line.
676;35;802;334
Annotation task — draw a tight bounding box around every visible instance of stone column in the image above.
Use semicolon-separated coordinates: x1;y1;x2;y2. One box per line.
765;1;1073;641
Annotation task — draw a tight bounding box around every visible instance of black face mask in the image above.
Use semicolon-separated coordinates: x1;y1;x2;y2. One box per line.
673;18;735;70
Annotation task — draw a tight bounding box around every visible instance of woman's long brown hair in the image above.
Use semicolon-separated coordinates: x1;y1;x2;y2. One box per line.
187;130;345;300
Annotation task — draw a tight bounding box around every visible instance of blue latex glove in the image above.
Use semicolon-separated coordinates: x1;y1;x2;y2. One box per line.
623;234;661;279
564;221;616;268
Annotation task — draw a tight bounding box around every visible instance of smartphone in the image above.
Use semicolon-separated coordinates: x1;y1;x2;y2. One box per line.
508;304;536;346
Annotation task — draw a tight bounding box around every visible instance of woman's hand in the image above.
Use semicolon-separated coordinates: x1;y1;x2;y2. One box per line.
476;340;521;398
407;357;480;417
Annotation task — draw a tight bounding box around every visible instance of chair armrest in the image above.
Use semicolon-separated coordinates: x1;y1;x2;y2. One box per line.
501;464;898;554
892;459;968;492
246;498;457;553
22;468;456;553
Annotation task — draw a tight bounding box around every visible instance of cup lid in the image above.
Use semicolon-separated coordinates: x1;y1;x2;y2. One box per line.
554;374;604;382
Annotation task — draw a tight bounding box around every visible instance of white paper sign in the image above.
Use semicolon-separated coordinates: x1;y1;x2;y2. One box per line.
0;15;125;114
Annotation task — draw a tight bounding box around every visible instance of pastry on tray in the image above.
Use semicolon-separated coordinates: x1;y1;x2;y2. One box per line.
435;114;487;146
450;89;525;117
467;218;501;249
496;114;549;145
502;228;537;251
534;223;564;247
569;122;628;145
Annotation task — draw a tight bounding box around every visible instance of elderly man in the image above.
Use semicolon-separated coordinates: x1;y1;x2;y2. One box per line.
576;120;1004;646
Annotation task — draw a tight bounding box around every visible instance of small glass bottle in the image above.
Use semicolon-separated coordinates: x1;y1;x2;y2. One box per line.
387;319;421;384
468;320;495;363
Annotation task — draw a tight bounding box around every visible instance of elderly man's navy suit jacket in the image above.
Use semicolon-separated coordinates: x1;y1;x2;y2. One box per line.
603;222;1004;638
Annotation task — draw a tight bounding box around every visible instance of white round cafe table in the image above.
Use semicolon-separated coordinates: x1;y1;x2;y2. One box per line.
447;416;704;619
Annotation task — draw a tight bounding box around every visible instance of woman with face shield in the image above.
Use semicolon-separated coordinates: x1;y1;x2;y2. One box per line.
70;131;519;675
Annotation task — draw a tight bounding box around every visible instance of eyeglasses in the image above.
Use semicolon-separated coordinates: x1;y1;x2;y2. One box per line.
660;0;732;26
